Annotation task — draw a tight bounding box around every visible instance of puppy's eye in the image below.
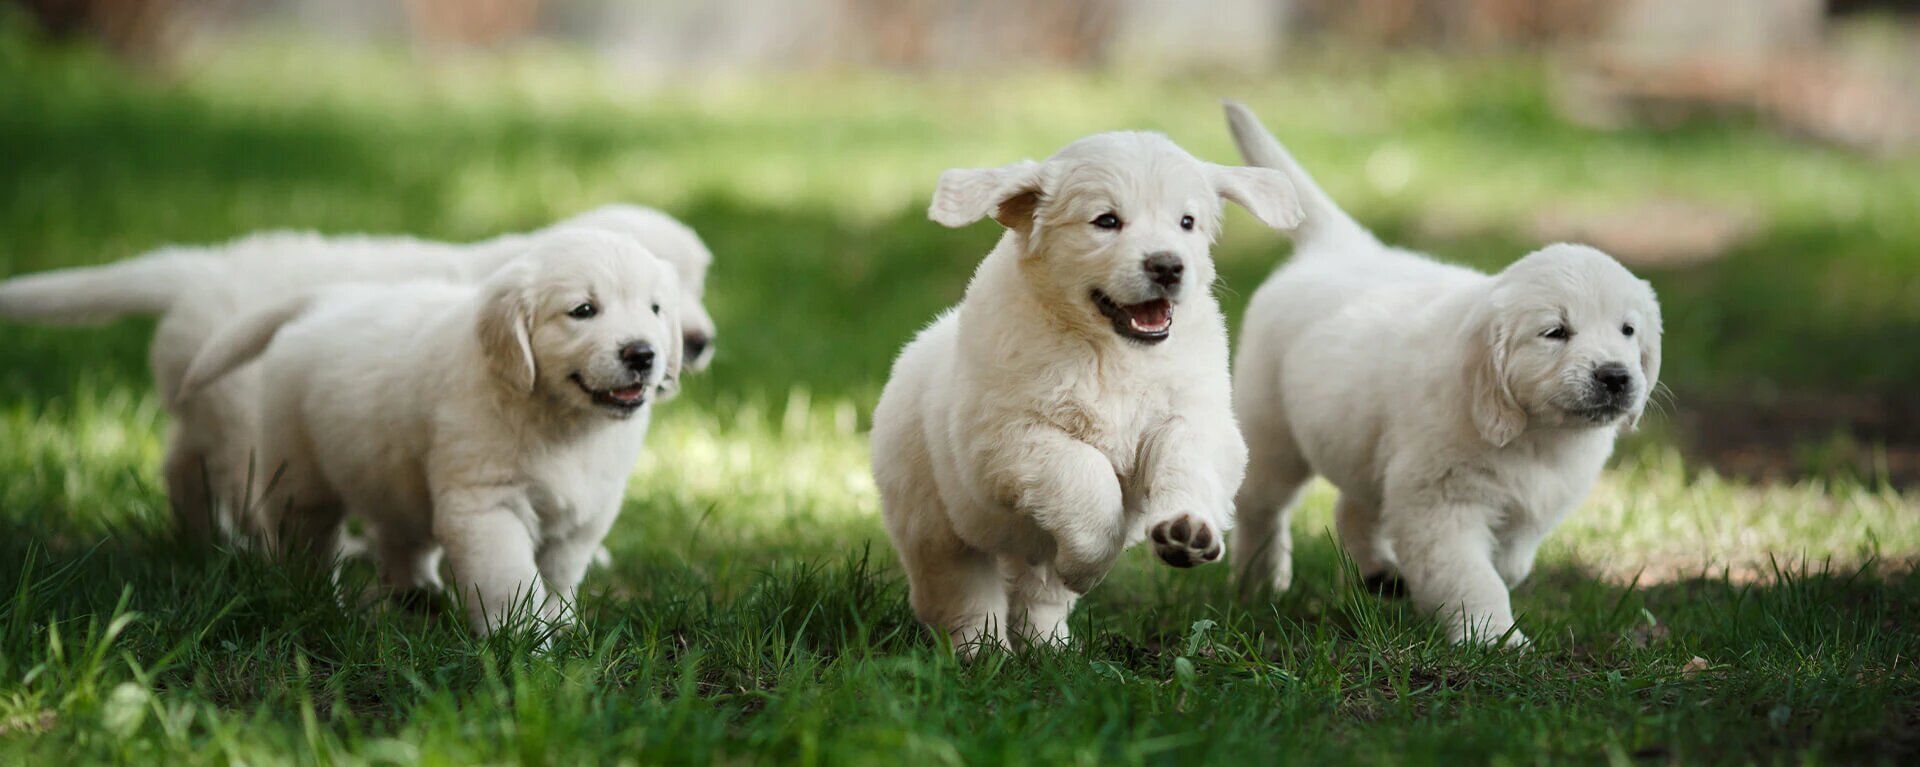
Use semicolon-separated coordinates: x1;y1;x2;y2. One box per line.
651;302;662;316
1541;325;1570;341
1092;213;1122;230
568;302;598;320
1622;323;1636;337
1180;215;1196;231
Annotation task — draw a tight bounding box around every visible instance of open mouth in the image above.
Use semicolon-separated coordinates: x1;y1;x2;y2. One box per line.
570;373;649;414
1091;290;1173;344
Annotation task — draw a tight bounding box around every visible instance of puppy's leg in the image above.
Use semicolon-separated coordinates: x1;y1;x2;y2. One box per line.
1493;531;1545;589
1001;556;1076;650
1386;504;1524;647
374;520;445;593
163;435;217;541
1335;495;1403;596
1231;424;1312;596
535;518;617;627
1136;418;1239;570
898;529;1008;657
435;489;550;635
1006;435;1127;594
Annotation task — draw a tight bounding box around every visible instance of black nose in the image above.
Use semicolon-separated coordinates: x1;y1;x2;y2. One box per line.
684;333;711;361
621;341;656;373
1143;252;1184;287
1594;363;1632;394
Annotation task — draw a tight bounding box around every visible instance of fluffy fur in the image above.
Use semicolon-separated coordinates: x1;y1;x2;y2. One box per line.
177;228;683;634
872;131;1303;653
0;204;716;540
1223;102;1663;645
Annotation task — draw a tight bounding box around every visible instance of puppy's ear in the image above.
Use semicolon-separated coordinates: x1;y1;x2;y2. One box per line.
1623;287;1663;435
1466;310;1526;447
1209;164;1305;231
656;274;686;401
477;261;538;395
929;161;1044;231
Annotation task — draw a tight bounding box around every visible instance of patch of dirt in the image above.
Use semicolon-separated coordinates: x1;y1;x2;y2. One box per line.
1676;389;1920;488
1529;199;1758;269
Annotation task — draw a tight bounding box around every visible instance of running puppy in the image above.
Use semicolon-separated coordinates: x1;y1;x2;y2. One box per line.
177;228;682;634
0;204;715;540
872;131;1303;653
1223;102;1662;645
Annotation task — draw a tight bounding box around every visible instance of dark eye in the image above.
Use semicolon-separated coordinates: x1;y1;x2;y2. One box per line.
1541;325;1569;341
1180;215;1195;231
568;302;598;320
1621;323;1635;337
651;302;662;316
1092;213;1121;230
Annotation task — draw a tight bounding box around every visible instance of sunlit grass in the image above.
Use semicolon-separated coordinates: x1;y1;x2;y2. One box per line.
2;21;1917;763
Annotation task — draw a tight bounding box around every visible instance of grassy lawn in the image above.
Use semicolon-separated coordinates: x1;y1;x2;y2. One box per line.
2;21;1918;764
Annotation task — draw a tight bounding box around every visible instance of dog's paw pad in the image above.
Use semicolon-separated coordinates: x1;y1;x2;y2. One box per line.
1150;514;1222;568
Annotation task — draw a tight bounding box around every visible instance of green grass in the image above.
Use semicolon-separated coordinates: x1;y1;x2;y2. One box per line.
2;20;1919;764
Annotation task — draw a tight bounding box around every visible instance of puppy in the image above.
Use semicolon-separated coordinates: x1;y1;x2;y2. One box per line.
1222;103;1662;645
176;228;682;634
0;204;716;540
872;131;1303;653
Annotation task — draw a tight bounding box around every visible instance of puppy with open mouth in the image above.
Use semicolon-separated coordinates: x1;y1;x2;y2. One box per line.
871;131;1303;654
176;228;683;635
1223;102;1664;646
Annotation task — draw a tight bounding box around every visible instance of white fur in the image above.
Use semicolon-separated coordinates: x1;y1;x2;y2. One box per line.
1223;102;1664;645
0;204;716;541
178;229;683;634
872;131;1302;654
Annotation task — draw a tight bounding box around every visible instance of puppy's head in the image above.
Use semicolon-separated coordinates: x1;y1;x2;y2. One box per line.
478;227;684;419
1466;243;1663;446
929;131;1302;346
558;204;717;371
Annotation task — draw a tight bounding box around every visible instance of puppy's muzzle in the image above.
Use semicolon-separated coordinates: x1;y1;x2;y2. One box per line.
1593;362;1632;396
621;341;656;374
1143;252;1184;291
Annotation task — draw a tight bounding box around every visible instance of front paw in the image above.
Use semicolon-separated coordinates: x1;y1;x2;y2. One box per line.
1149;514;1223;568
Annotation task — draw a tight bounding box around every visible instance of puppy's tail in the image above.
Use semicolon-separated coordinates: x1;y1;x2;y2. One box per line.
0;251;205;325
1223;100;1376;251
175;293;315;406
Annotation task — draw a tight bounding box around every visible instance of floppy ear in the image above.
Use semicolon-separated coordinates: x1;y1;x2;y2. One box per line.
929;161;1044;231
476;262;538;395
1623;291;1663;435
1209;164;1305;231
1466;309;1526;447
656;286;686;401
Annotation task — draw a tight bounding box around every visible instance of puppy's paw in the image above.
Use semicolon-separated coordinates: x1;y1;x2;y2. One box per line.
1149;514;1223;568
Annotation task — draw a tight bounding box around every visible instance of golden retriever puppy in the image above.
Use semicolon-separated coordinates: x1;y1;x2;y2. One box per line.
872;131;1303;654
1224;102;1662;645
177;228;682;634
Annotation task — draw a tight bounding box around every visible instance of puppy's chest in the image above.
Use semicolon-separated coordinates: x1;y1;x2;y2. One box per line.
1041;378;1172;476
520;428;646;534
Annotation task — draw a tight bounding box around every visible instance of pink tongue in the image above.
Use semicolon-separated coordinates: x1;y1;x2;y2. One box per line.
1125;299;1172;332
608;385;646;403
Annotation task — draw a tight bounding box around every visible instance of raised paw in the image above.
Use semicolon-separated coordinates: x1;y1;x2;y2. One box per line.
1149;514;1223;568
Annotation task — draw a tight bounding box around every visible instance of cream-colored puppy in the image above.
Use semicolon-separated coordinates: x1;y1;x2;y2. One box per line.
1223;103;1663;645
872;131;1303;653
0;205;716;540
177;228;682;634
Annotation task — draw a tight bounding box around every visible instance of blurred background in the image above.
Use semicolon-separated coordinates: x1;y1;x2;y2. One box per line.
1;0;1917;571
